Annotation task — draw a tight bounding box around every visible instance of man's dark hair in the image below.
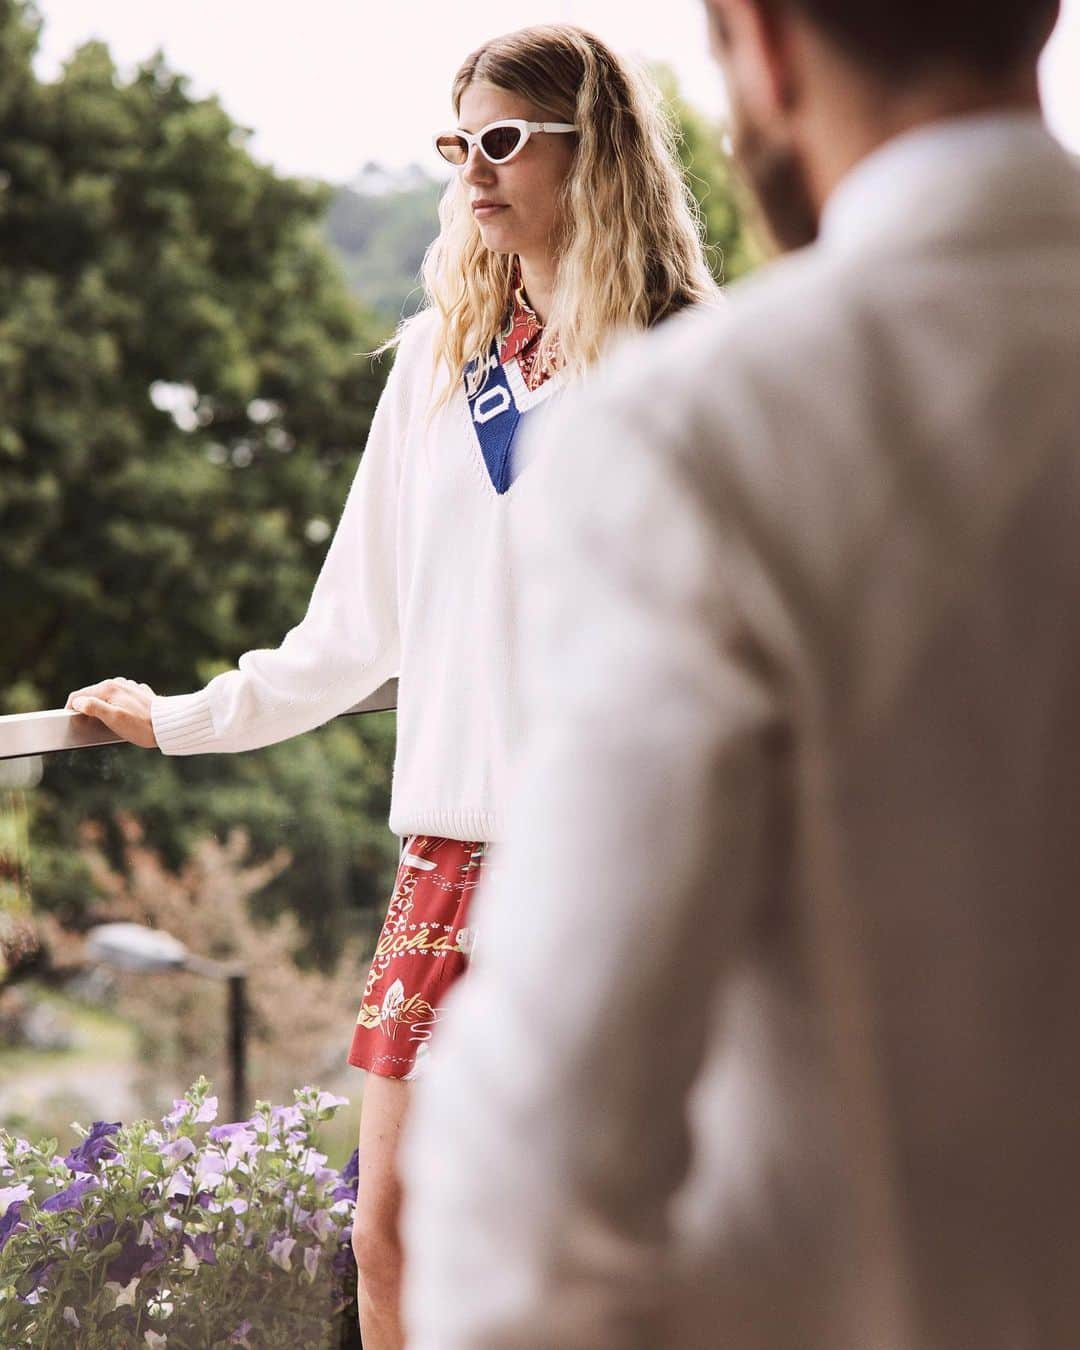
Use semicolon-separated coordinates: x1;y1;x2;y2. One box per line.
785;0;1059;79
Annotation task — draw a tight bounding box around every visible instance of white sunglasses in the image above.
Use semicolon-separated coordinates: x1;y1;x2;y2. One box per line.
434;118;578;167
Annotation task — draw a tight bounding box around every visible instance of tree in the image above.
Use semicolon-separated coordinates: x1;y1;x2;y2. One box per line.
654;63;766;284
1;8;385;709
0;1;399;956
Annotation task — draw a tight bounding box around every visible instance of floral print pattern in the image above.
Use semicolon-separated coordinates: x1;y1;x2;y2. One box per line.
348;836;486;1080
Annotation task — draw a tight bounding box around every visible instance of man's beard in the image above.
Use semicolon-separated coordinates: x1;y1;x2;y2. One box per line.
731;115;820;254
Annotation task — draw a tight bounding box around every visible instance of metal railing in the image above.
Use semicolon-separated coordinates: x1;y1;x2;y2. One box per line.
0;679;398;761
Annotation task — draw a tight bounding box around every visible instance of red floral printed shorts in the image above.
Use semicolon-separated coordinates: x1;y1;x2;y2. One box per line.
347;834;486;1079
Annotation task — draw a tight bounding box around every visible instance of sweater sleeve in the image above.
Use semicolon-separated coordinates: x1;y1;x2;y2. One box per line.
151;326;422;757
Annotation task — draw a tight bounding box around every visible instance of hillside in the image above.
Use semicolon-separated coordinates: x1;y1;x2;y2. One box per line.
325;164;443;328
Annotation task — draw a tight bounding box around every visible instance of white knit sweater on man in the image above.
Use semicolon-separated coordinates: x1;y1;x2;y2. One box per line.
150;309;565;842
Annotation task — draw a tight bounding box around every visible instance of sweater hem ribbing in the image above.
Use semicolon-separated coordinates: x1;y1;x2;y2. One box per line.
389;805;500;844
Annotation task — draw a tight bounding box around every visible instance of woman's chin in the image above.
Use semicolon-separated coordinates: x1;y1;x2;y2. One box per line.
476;222;518;254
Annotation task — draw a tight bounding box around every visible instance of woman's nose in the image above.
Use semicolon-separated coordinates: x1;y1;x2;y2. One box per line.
462;144;495;186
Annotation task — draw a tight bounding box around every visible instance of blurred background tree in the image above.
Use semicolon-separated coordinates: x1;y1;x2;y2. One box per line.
0;0;398;960
655;62;767;282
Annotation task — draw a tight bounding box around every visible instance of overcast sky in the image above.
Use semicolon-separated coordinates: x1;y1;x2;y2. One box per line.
33;0;1080;184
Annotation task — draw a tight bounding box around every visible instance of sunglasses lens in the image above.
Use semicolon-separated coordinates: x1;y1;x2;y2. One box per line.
480;125;523;162
435;135;468;166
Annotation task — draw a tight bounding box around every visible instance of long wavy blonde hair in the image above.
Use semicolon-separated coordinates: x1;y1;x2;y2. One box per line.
388;24;719;407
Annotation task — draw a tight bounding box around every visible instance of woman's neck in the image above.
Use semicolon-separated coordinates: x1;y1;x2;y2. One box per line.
516;253;556;325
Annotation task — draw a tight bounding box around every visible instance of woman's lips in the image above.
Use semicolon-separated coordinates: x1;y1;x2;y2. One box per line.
473;204;508;217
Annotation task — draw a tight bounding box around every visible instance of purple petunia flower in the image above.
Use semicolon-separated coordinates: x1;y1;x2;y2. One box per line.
166;1173;192;1200
42;1175;98;1213
207;1121;250;1141
207;1122;258;1166
84;1219;119;1248
109;1241;146;1286
331;1242;356;1280
96;1219;171;1284
64;1121;121;1176
19;1258;56;1303
229;1320;253;1347
313;1091;349;1113
332;1149;360;1202
305;1209;337;1243
141;1238;169;1277
193;1095;219;1124
0;1200;25;1252
266;1231;296;1271
159;1135;196;1165
162;1097;193;1133
108;1236;142;1283
0;1181;32;1211
270;1104;303;1132
195;1151;226;1190
184;1231;217;1265
299;1149;328;1177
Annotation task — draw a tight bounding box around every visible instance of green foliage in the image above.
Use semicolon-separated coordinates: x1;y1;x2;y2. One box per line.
0;19;382;704
654;63;766;283
0;0;399;950
325;173;443;323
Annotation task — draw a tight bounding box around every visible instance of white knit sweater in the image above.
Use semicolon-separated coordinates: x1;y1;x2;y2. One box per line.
150;309;566;842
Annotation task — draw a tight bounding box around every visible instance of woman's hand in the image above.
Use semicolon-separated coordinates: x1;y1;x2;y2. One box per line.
65;678;159;749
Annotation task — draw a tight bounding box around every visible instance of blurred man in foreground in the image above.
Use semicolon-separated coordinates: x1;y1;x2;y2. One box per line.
403;1;1079;1345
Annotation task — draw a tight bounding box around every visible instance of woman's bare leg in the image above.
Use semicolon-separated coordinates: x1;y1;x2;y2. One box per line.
352;1074;411;1350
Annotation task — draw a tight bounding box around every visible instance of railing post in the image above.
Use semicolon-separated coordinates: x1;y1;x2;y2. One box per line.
227;970;248;1123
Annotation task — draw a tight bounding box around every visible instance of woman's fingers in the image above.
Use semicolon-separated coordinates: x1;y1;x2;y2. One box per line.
67;680;159;749
65;677;132;710
65;681;107;710
69;695;121;728
66;677;152;706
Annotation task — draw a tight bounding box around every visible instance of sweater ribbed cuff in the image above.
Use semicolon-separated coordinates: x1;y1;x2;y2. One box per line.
389;805;500;844
151;690;219;756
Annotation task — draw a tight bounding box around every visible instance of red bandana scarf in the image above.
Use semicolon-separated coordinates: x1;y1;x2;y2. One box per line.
496;259;561;391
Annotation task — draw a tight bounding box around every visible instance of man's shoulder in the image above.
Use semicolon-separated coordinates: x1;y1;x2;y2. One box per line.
593;249;854;401
528;245;896;598
561;246;860;485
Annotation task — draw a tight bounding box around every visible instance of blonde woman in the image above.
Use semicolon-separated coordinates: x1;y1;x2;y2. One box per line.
66;23;718;1348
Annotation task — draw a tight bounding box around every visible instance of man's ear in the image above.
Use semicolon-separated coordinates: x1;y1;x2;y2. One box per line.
721;0;799;117
703;0;732;58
